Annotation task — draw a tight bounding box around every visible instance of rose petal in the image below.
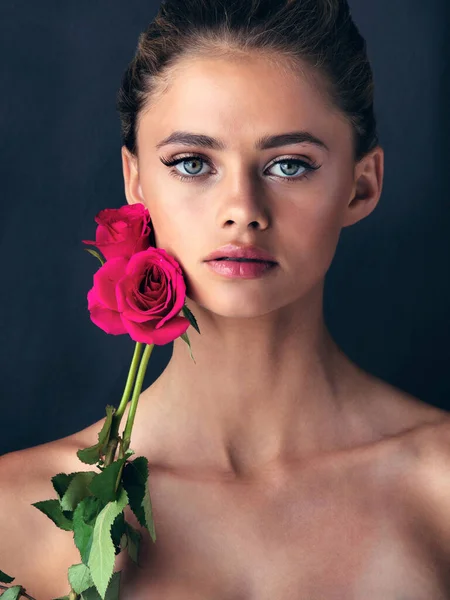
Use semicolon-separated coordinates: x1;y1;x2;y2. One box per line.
157;274;186;328
90;306;128;335
87;288;127;335
90;204;151;261
93;257;129;310
121;314;190;345
116;275;165;322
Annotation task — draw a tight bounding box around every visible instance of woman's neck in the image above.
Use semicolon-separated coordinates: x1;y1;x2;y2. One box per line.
134;295;377;479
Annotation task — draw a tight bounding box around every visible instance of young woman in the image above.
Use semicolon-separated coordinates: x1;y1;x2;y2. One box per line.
1;0;449;598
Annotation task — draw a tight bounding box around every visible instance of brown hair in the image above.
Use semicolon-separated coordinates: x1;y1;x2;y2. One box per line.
116;0;379;163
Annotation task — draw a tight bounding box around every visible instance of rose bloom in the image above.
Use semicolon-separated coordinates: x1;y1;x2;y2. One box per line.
87;247;189;345
82;203;151;261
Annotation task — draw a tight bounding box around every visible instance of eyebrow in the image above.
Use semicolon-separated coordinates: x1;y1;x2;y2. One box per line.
155;130;330;153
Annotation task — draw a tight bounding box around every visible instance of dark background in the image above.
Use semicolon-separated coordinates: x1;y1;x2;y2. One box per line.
0;1;449;456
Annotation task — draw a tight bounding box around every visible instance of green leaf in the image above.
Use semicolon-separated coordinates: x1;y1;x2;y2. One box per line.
80;571;121;600
87;487;128;599
61;471;97;511
52;472;78;500
76;444;103;466
119;533;127;551
122;457;156;542
52;596;70;599
110;511;126;557
77;406;116;465
180;331;196;364
84;248;105;266
0;571;14;584
182;304;200;334
31;499;74;531
88;458;127;504
124;522;141;565
68;563;95;594
97;406;116;446
73;497;104;565
0;586;22;600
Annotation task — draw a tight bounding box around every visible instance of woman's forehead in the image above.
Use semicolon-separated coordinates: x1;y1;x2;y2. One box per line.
137;57;350;156
149;55;324;112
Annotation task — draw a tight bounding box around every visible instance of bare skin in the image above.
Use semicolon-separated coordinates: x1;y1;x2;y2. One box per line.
1;385;449;599
1;53;450;598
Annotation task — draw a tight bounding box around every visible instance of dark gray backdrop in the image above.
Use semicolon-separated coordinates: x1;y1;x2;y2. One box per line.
1;1;449;456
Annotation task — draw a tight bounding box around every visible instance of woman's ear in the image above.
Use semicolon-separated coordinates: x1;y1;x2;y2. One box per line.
342;145;384;228
121;145;146;206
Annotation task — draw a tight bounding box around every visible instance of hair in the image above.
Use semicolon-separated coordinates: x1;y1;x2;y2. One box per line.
116;0;380;164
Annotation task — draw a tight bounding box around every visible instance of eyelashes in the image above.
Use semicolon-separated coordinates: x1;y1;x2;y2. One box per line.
159;153;321;184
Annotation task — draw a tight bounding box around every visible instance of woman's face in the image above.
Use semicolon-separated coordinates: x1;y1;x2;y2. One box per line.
122;54;382;317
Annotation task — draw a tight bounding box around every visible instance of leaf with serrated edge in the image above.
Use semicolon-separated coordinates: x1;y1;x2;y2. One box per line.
0;570;14;583
80;587;100;600
119;532;127;551
0;586;22;600
73;497;104;565
77;406;115;465
110;511;126;556
181;304;200;334
52;472;77;499
180;331;196;364
60;471;97;511
122;457;156;542
124;522;141;565
31;499;74;531
142;472;156;542
97;406;116;446
68;563;94;594
80;571;121;600
76;443;103;466
88;487;128;599
88;458;126;504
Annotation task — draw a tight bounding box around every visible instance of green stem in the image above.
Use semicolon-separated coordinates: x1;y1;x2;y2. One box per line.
121;343;155;453
104;342;144;465
114;342;145;423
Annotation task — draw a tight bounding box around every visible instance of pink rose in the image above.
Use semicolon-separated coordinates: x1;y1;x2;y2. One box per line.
82;203;151;261
87;247;190;345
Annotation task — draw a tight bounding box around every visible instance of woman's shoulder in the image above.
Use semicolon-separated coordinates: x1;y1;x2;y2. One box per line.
388;411;450;584
400;409;450;527
368;381;450;553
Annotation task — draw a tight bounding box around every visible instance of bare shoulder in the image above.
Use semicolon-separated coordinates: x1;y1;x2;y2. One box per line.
353;363;450;435
386;403;450;571
352;368;450;504
403;414;450;516
0;418;108;598
357;375;450;577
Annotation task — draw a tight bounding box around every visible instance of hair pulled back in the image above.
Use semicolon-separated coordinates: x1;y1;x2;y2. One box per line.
116;0;379;163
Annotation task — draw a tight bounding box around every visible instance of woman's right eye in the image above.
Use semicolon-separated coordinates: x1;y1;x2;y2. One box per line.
160;155;212;181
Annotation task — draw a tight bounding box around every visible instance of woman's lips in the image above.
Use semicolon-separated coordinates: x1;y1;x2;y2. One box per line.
205;259;278;279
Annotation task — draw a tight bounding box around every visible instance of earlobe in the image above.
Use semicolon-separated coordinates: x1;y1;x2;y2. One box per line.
121;145;145;206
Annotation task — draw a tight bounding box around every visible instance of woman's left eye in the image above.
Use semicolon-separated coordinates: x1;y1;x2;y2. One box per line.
159;154;321;183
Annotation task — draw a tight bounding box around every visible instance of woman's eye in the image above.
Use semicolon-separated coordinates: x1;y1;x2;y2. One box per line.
159;154;321;183
269;160;309;179
174;157;210;178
